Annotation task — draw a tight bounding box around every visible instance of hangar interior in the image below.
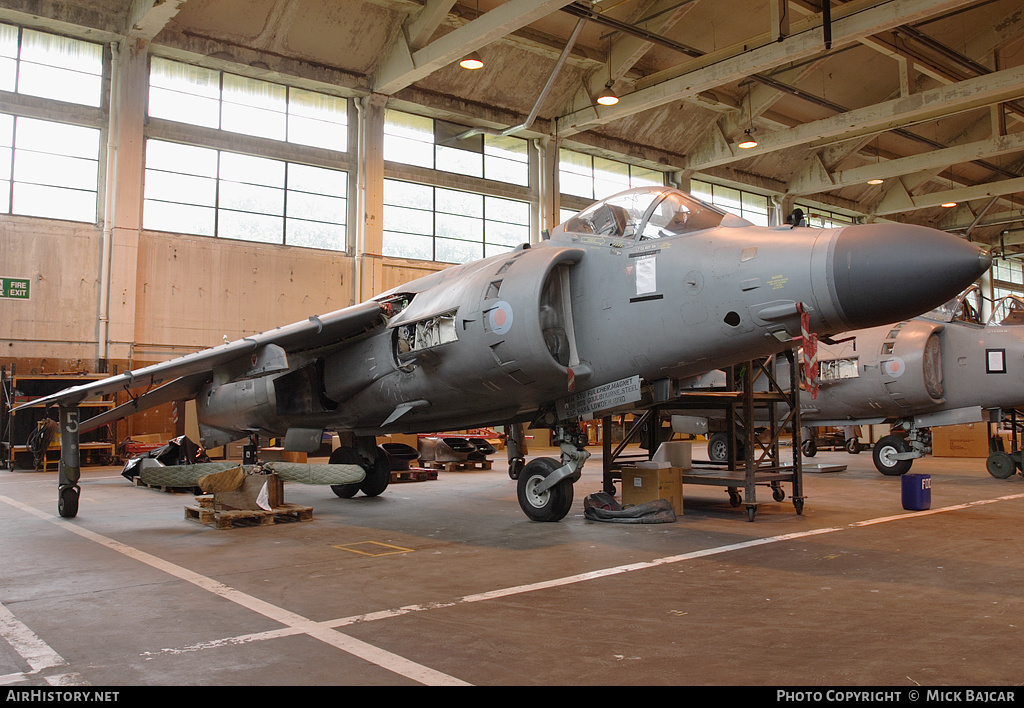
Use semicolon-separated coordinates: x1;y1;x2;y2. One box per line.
1;0;1024;688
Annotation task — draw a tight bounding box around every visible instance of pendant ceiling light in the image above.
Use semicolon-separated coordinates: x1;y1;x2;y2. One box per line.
459;51;484;70
460;1;484;70
596;81;619;106
595;35;618;106
738;86;757;148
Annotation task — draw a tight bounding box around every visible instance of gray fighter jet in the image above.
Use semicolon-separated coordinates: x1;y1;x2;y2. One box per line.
796;286;1024;478
13;186;990;521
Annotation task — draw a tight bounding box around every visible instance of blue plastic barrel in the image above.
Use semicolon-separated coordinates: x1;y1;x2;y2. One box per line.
901;473;932;511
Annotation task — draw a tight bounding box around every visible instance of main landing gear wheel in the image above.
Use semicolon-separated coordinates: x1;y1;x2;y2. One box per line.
517;457;574;522
986;451;1017;479
873;435;912;476
58;485;80;519
329;447;391;498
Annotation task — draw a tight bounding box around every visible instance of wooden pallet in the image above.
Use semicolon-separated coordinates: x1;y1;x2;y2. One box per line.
133;477;200;494
391;468;438;483
185;497;314;529
418;459;493;472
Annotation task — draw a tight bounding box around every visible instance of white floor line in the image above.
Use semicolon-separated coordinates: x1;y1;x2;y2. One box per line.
0;494;469;687
149;491;1024;660
0;600;88;686
2;491;1022;685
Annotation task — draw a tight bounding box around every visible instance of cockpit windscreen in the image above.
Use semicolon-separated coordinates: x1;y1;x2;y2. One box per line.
560;187;727;240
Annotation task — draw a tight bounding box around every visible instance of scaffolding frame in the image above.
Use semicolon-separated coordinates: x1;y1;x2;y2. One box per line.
602;352;805;521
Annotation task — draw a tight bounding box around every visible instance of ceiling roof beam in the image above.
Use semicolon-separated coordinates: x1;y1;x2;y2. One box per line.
126;0;187;40
683;62;1024;172
788;131;1024;197
872;175;1024;216
406;0;460;51
555;0;977;136
374;0;577;95
593;0;700;87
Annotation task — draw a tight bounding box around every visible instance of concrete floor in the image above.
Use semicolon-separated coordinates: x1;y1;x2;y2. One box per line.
0;445;1022;687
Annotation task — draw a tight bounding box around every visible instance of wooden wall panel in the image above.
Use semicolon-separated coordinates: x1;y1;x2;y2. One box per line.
133;231;355;352
0;217;101;367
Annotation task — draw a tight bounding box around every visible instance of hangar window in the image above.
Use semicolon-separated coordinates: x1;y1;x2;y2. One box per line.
558;149;663;202
143;139;347;249
690;180;769;226
0;24;103;106
148;57;348;152
993;258;1024;287
382;179;529;264
383;110;529;187
791;201;856;229
0;114;100;222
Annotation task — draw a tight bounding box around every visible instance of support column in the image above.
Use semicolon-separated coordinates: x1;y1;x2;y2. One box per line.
355;93;388;302
103;38;149;368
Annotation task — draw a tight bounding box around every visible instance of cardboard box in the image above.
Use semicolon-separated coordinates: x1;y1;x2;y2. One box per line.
931;423;990;458
620;464;683;515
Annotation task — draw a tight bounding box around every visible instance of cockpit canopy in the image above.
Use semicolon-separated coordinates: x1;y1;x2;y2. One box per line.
927;285;1024;327
929;285;984;325
555;187;738;241
988;295;1024;327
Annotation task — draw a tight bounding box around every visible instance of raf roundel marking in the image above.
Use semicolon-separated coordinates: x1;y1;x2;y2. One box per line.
489;301;514;335
882;356;906;378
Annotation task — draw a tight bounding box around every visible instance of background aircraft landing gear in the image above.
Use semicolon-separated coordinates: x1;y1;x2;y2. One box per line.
985;450;1020;479
506;422;527;480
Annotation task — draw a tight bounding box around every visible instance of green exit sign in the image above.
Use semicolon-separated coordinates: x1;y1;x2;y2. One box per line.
0;277;31;300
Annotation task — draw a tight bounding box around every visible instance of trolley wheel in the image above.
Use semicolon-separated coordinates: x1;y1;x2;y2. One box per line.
772;485;786;502
873;435;912;476
746;505;757;522
728;489;742;507
793;498;805;515
986;451;1017;479
801;438;817;457
845;437;862;455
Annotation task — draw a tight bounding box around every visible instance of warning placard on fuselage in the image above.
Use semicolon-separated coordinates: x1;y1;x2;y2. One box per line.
557;375;642;420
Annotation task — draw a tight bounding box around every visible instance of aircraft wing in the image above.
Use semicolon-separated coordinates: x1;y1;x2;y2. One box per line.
71;371;211;434
12;301;385;414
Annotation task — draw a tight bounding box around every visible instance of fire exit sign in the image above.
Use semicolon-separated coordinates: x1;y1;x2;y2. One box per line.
0;277;31;300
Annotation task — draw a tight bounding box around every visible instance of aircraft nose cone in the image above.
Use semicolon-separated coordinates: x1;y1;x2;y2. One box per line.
831;223;991;329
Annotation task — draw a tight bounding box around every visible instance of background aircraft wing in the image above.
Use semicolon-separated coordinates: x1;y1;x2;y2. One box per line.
12;301;385;413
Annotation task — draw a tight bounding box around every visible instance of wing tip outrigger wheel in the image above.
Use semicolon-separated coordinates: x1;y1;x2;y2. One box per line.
58;484;80;518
